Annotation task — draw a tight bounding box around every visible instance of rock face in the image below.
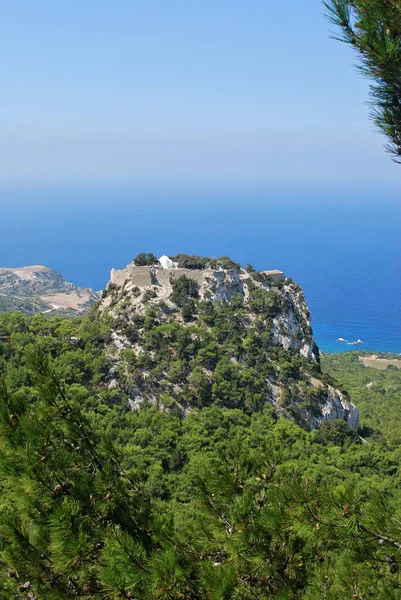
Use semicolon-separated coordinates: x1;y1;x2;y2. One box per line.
103;261;314;359
320;386;360;430
0;265;99;315
99;255;358;431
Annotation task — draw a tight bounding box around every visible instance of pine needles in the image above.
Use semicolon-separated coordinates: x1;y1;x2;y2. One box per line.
324;0;401;161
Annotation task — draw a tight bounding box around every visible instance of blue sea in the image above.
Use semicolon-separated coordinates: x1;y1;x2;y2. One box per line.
0;184;400;354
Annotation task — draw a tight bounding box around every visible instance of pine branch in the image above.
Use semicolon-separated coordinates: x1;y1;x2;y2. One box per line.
358;525;401;551
112;528;150;574
324;0;401;161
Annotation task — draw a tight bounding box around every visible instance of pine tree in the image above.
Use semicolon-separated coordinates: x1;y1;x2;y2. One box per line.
0;347;153;599
324;0;401;161
2;319;401;598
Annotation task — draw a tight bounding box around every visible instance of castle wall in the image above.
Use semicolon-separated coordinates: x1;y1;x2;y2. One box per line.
110;266;153;287
262;270;285;280
111;266;211;288
154;268;211;287
110;265;285;289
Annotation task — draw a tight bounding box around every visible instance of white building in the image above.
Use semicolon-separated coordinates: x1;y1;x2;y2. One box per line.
159;255;174;269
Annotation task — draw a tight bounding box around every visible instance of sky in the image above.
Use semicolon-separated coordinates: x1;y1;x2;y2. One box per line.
1;0;400;188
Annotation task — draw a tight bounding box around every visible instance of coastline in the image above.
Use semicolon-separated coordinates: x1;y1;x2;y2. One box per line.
320;348;401;367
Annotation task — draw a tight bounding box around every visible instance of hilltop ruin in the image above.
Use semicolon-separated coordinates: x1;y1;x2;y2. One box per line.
110;254;285;290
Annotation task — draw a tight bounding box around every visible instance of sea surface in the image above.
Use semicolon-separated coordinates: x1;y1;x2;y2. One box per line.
0;184;400;354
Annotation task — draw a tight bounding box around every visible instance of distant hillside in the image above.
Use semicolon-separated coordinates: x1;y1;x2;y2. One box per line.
0;265;99;315
322;351;401;446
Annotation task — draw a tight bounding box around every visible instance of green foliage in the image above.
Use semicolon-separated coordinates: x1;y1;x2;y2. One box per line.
170;254;210;270
143;287;157;302
322;351;401;446
213;255;241;271
0;348;152;598
111;285;321;424
0;294;49;314
1;311;401;598
324;0;401;161
170;275;199;307
314;418;360;446
181;299;196;322
133;252;159;266
169;254;242;271
248;288;283;317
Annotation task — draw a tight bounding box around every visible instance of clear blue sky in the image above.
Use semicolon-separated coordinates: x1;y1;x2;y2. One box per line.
1;0;399;187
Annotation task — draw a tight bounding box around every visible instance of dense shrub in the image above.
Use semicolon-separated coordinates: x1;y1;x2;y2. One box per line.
143;288;157;302
170;254;210;270
248;288;283;317
214;255;241;270
171;275;199;307
133;252;159;266
169;254;242;271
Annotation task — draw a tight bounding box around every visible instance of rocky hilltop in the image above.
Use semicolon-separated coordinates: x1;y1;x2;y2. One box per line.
0;265;99;315
98;253;358;430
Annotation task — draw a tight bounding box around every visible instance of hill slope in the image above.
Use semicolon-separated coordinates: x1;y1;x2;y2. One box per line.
98;254;358;429
322;351;401;445
0;265;99;314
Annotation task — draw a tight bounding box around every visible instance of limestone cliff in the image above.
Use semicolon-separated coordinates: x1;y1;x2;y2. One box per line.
98;254;358;430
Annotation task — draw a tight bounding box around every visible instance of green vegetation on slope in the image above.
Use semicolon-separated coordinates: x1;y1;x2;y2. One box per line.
102;276;325;427
0;311;401;598
0;294;49;314
322;351;401;446
0;266;98;315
